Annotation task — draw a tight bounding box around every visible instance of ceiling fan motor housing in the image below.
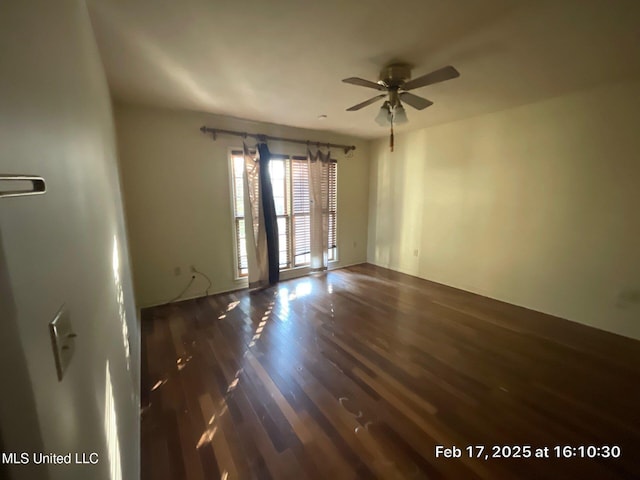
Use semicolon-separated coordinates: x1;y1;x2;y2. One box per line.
378;63;412;88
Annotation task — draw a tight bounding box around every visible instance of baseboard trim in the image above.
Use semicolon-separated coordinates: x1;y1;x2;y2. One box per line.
140;261;368;310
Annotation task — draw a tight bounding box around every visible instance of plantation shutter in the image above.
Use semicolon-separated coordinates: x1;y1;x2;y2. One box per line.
292;159;311;266
328;160;337;250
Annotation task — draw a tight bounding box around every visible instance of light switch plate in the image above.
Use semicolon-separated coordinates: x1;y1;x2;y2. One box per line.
49;305;76;381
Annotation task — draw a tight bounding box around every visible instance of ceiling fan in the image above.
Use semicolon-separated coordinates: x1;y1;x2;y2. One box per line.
342;63;460;151
342;63;459;124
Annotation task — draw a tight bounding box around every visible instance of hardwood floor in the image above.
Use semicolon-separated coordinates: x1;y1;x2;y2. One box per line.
141;264;640;479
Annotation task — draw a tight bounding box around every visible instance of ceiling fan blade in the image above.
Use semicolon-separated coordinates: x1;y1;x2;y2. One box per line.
342;77;387;91
399;92;433;110
346;94;386;111
401;65;460;91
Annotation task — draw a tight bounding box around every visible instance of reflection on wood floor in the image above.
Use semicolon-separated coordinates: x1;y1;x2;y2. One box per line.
141;263;640;479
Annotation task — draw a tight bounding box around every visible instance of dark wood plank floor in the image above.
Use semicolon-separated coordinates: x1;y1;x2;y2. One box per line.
141;263;640;479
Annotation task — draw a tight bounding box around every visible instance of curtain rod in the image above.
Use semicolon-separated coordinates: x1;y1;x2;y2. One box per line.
199;126;356;154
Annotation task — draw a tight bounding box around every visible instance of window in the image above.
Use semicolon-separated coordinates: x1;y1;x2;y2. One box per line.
231;151;337;277
231;155;248;276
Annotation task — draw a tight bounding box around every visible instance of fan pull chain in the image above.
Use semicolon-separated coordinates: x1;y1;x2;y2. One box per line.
390;119;394;152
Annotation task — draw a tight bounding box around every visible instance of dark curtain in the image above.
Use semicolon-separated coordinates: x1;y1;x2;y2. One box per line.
257;143;280;285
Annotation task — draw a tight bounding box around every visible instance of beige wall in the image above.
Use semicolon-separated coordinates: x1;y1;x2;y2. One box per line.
368;80;640;340
115;103;370;307
0;1;139;479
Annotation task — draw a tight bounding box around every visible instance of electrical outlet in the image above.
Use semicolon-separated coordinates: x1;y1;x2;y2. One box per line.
174;266;181;276
413;249;419;257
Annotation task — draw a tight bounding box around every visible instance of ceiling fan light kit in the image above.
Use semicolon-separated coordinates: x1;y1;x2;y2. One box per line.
343;63;460;151
393;104;408;124
375;101;392;126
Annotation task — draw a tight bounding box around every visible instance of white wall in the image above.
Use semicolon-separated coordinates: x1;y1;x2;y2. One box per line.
368;79;640;340
115;103;370;307
0;1;139;479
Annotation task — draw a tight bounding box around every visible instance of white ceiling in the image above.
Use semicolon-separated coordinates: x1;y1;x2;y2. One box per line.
88;0;640;139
